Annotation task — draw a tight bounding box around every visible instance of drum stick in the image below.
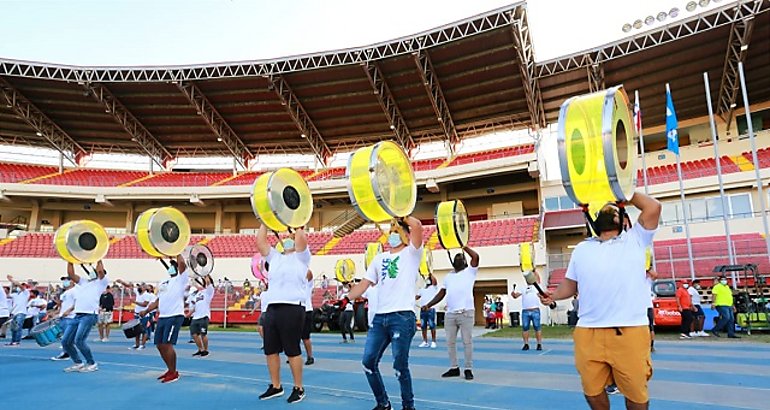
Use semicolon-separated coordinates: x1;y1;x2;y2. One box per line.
523;271;556;309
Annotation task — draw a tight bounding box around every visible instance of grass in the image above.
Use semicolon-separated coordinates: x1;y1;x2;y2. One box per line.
482;325;770;343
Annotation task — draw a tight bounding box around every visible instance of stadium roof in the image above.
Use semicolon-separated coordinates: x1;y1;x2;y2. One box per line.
0;0;767;168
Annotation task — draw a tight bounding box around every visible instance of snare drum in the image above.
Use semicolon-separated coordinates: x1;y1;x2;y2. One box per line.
122;319;144;339
31;319;63;347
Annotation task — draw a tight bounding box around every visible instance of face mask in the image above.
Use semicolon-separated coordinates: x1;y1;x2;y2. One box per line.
283;239;295;251
720;279;728;285
695;285;701;290
62;280;71;288
86;269;98;281
12;287;20;293
683;284;689;289
594;211;620;233
168;266;178;277
388;233;402;248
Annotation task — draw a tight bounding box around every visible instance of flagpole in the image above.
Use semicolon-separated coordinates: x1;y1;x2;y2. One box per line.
635;90;656;269
667;83;696;280
703;72;736;265
738;61;770;262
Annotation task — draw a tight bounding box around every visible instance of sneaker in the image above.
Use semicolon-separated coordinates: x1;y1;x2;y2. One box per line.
161;371;180;383
350;339;355;343
157;371;170;380
711;331;721;337
192;351;202;357
51;352;70;361
536;344;543;351
689;332;698;338
79;363;99;373
287;386;305;404
5;342;19;346
188;340;195;344
305;357;315;365
430;341;437;349
129;345;139;350
418;341;429;348
522;344;530;351
679;334;691;339
64;363;85;372
102;338;109;342
138;345;146;350
92;338;102;342
259;384;285;400
200;351;209;357
605;384;620;395
464;369;474;380
371;403;392;410
340;339;348;344
441;367;460;378
699;331;710;337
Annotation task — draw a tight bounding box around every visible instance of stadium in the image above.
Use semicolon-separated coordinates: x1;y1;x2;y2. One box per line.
1;1;770;409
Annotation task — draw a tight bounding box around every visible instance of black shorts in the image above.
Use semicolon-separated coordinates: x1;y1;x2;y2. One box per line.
154;315;184;345
647;307;655;330
301;311;313;340
693;305;705;317
263;304;304;357
190;317;210;335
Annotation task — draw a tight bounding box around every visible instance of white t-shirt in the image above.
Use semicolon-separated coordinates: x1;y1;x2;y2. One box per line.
157;270;190;318
688;286;702;306
75;277;109;314
60;287;78;319
646;278;654;308
417;285;439;308
0;286;10;318
362;285;378;327
265;248;312;306
341;291;354;311
305;281;314;312
566;223;656;327
146;293;158;312
192;285;214;320
365;244;423;314
134;291;151;314
260;290;270;311
10;289;29;316
27;296;47;316
520;285;540;310
441;266;478;312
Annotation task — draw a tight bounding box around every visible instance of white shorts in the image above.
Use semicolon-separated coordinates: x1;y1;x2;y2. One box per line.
98;311;113;324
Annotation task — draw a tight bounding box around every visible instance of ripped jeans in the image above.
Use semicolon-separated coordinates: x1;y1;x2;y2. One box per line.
362;311;417;409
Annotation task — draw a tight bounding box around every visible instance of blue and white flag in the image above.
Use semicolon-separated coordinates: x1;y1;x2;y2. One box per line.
665;83;679;156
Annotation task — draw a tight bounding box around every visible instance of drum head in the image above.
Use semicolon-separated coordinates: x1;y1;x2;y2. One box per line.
147;207;191;256
364;242;383;270
54;220;109;264
519;242;535;272
185;244;214;278
419;247;433;278
251;253;267;281
268;168;313;229
335;259;355;283
122;318;140;329
435;200;470;249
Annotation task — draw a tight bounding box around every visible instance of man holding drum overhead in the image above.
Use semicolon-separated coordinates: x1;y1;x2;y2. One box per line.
255;225;311;404
63;260;108;373
348;216;424;410
539;192;661;410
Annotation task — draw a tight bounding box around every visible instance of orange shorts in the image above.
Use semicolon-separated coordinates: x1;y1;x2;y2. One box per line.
573;326;652;403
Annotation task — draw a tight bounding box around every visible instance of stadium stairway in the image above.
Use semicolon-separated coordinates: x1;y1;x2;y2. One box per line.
732;155;755;171
21;169;76;184
315;237;342;256
119;173;156;187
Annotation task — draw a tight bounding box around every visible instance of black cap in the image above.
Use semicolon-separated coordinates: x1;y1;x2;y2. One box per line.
60;276;69;281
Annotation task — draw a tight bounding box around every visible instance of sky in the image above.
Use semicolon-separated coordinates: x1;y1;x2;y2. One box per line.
0;0;730;171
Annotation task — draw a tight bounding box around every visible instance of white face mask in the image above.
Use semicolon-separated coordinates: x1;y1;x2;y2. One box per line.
168;266;178;277
683;284;689;289
62;280;71;288
720;279;728;285
388;233;402;248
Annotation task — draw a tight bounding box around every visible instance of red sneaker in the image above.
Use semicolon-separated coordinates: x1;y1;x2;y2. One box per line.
161;371;180;384
157;371;170;380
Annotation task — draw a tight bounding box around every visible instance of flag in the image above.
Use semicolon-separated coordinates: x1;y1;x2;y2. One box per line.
665;83;679;156
633;93;642;134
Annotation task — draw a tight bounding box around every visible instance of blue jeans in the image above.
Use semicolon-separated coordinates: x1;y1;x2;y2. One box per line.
362;311;416;409
10;314;25;343
420;308;436;330
59;317;77;354
522;309;541;332
63;313;98;365
715;306;735;337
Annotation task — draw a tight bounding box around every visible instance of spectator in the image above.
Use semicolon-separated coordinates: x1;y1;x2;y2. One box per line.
97;286;115;342
495;297;504;328
321;275;329;290
711;275;740;338
676;281;694;339
688;280;708;337
416;275;439;349
243;279;251;290
568;294;579;328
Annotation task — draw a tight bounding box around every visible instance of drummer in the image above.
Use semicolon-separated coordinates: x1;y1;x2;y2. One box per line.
63;260;109;373
53;275;78;361
5;275;30;346
116;280;152;350
301;270;315;365
256;225;311;404
188;275;214;357
139;255;189;384
348;216;424;410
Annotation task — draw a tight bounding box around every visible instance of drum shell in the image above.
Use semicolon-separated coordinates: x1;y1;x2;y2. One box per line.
122;319;144;339
435;200;469;250
519;242;535;272
31;320;62;347
364;242;383;271
251;168;313;232
335;258;355;283
53;220;109;264
419;248;433;278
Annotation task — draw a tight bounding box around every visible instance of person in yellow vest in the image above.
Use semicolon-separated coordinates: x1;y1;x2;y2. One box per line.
710;275;739;338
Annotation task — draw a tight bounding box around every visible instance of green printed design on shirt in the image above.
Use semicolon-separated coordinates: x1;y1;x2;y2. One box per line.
387;256;400;279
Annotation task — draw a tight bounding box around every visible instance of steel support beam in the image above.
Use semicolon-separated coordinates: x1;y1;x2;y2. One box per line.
0;77;85;165
176;81;253;168
362;61;416;155
536;0;766;77
83;82;172;168
716;8;755;126
510;6;546;129
586;58;606;93
268;75;332;165
413;50;460;153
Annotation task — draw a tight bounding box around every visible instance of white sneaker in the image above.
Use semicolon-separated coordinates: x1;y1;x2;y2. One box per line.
679;334;691;339
102;338;109;342
418;341;429;348
79;363;98;372
689;332;698;338
430;342;437;349
92;338;102;342
699;331;710;337
64;364;85;372
138;345;146;350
